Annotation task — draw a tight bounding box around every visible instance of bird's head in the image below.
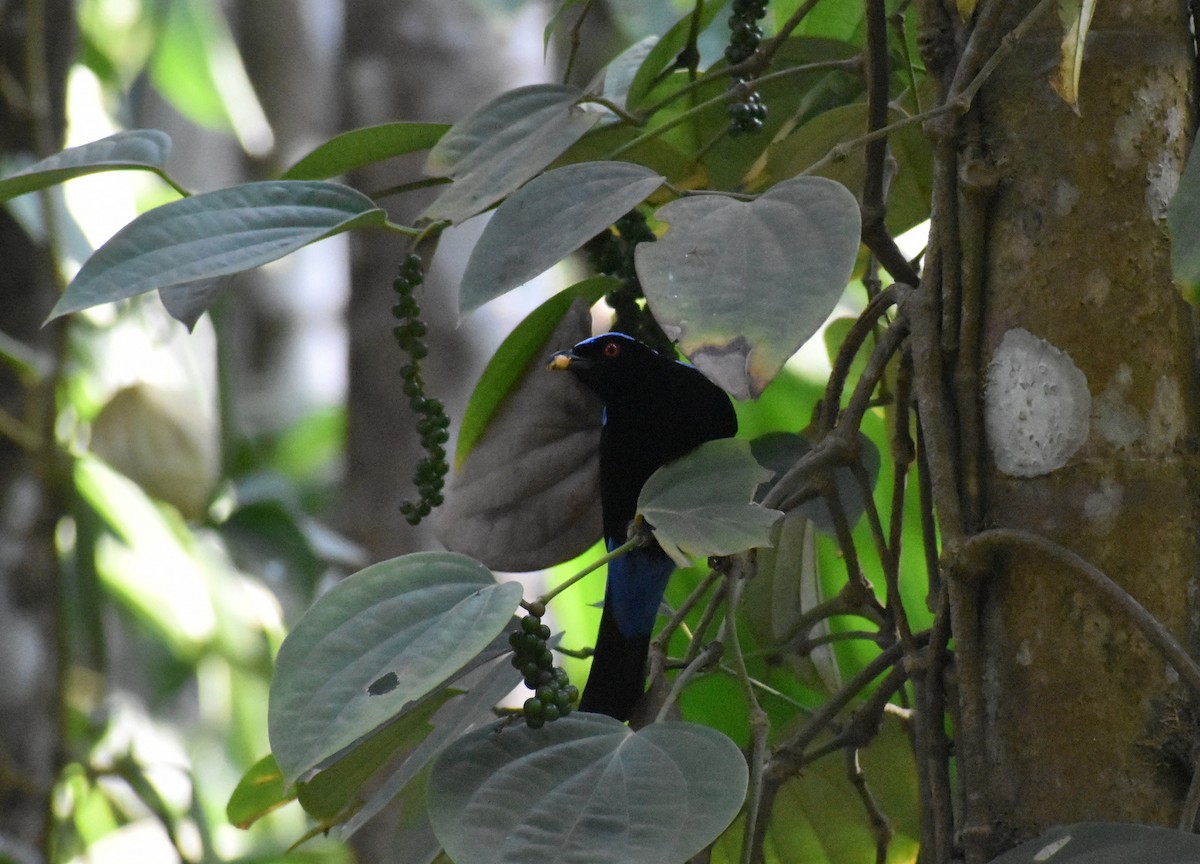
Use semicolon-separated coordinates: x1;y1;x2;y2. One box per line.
548;332;668;404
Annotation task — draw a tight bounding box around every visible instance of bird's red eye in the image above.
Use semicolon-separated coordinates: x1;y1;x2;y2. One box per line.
603;341;620;358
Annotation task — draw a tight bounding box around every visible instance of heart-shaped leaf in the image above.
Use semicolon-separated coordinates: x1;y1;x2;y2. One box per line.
269;552;521;784
635;176;860;399
422;84;601;225
49;180;385;320
428;715;748;864
458;161;663;314
637;438;782;567
0;129;174;202
435;298;603;572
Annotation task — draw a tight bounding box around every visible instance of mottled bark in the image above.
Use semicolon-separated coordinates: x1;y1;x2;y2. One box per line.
955;1;1199;858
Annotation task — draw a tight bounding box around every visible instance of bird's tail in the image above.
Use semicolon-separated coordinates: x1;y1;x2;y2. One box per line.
578;601;651;721
578;546;674;721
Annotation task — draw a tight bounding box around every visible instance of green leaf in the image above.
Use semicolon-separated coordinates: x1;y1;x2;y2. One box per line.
626;4;725;110
0;130;173;202
749;431;881;535
459;162;663;314
340;654;521;838
268;552;522;784
1169;135;1200;300
454;276;615;468
422;84;601;224
635;177;861;399
638;438;782;566
427;715;748;864
435;297;603;572
1051;0;1098;113
49;180;385;321
711;714;918;863
149;0;270;150
282;122;450;180
764;102;932;237
296;688;456;823
226;753;293;829
744;511;842;693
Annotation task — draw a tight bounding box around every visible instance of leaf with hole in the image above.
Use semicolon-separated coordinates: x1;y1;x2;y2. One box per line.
48;180;385;320
268;552;521;784
428;715;748;864
635;176;860;399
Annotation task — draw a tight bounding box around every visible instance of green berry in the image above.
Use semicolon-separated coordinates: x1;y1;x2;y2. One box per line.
524;697;545;719
543;704;561;722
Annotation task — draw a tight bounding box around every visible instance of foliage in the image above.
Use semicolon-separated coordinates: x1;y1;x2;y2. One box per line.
8;0;1200;862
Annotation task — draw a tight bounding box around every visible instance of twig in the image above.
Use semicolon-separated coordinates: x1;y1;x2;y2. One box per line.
653;640;723;722
953;528;1200;703
719;559;771;864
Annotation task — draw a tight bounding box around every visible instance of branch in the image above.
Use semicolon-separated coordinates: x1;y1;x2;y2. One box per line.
952;528;1200;703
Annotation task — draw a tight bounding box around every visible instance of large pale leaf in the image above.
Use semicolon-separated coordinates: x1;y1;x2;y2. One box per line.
635;177;860;399
435;299;602;572
1169;135;1200;301
990;823;1200;864
282;122;449;180
49;180;385;320
422;84;601;225
638;438;782;567
458;162;663;314
268;552;521;784
427;715;748;864
0;130;173;201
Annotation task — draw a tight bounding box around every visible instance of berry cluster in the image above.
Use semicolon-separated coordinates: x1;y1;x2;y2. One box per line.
583;210;674;357
724;0;767;64
508;614;578;728
725;0;769;136
392;254;450;526
727;81;768;136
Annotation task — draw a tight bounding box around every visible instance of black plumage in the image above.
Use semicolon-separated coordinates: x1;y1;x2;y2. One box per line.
550;333;737;720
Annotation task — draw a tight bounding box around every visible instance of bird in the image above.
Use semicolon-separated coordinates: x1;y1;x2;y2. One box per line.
548;332;737;721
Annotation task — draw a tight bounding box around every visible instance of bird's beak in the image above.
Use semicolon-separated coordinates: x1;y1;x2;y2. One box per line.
548;350;577;371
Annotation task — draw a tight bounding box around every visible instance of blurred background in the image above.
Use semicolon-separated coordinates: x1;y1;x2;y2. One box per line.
0;1;705;861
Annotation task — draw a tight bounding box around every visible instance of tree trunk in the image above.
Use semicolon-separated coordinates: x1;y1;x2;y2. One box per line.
0;2;75;859
946;1;1199;859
